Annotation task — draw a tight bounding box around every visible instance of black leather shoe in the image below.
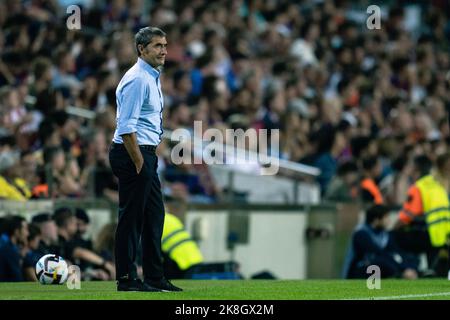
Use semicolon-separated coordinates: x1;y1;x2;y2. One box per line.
144;278;183;292
117;279;143;292
117;279;161;292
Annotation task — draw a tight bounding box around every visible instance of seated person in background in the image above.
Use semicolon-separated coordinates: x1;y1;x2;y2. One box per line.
31;212;60;256
73;208;93;250
53;207;115;280
74;208;94;271
343;205;418;279
17;151;39;196
0;216;29;282
324;161;359;202
23;223;42;281
31;168;49;199
91;131;119;203
43;147;84;198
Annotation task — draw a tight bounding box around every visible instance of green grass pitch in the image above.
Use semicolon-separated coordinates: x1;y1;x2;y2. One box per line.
0;280;450;300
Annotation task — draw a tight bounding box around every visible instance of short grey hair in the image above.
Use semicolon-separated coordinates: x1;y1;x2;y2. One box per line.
135;27;166;56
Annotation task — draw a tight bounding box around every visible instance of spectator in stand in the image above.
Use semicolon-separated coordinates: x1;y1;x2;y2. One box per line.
0;216;29;282
81;130;118;202
23;223;42;281
360;156;384;205
0;151;31;201
74;208;92;249
325;160;359;202
0;1;448;203
43;146;83;198
31;212;59;257
53;207;115;280
305;124;347;194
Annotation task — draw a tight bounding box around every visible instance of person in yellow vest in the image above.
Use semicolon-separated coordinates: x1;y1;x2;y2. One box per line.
0;175;29;201
394;152;450;276
162;212;204;279
0;152;31;201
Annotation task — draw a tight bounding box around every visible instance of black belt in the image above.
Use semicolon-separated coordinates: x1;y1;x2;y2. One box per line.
140;145;157;152
111;143;156;152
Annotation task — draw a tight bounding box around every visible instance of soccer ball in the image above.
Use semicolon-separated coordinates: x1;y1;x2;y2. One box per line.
35;254;69;285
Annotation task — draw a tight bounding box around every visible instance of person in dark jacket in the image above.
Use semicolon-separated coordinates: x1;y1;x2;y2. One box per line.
343;205;418;279
0;216;29;282
23;223;42;281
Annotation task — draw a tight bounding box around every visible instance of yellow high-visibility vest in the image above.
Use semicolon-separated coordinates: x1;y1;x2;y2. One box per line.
0;176;27;201
416;175;450;247
13;178;31;198
162;213;203;270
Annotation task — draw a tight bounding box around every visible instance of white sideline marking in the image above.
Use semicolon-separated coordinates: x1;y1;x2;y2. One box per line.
346;292;450;300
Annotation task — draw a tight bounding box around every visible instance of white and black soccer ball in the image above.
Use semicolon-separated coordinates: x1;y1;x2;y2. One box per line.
35;254;69;285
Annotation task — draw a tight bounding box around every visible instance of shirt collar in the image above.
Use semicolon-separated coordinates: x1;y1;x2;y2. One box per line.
137;57;161;78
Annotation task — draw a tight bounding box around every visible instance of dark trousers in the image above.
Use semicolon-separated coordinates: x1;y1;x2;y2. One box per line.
348;255;402;279
109;143;165;281
391;227;439;268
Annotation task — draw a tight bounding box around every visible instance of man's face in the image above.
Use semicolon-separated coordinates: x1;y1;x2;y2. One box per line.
139;36;167;68
16;221;29;245
373;214;390;230
41;220;58;244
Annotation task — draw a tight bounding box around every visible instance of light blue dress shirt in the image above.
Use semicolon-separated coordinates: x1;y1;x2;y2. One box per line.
112;57;164;145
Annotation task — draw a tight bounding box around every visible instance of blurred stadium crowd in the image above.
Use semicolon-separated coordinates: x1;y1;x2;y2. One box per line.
0;208;117;281
0;0;449;204
0;0;449;281
0;0;449;205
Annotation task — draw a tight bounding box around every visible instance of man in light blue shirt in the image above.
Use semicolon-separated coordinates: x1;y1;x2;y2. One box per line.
112;54;164;146
109;26;182;292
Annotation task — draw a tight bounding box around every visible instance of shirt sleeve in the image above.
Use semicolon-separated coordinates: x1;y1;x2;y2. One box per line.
398;185;423;224
116;76;147;136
